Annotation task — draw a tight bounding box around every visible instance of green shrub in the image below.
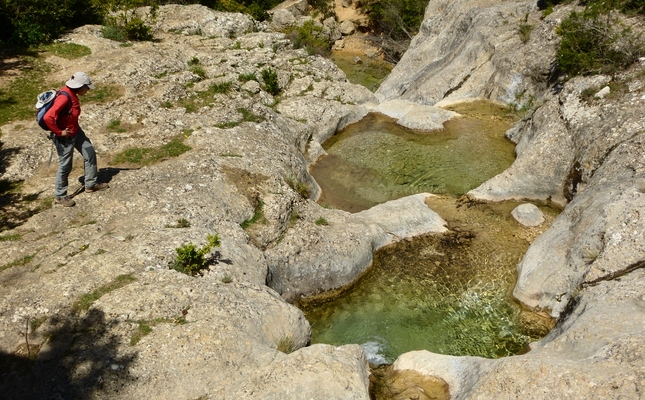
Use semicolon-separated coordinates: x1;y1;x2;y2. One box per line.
285;20;331;56
241;201;265;229
0;0;103;48
556;3;644;76
102;2;157;42
285;176;311;198
171;234;221;276
238;72;257;82
261;68;281;96
518;23;533;44
202;0;283;21
210;81;233;94
315;217;328;226
190;65;208;80
362;0;427;41
107;119;127;132
308;0;334;19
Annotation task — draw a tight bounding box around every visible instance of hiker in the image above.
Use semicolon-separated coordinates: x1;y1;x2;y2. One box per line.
43;71;108;207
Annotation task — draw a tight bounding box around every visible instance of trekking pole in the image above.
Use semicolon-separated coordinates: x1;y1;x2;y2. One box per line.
47;133;54;167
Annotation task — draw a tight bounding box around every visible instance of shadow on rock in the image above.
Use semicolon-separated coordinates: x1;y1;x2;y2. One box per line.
0;309;136;400
0;180;51;232
0;141;20;177
77;167;137;187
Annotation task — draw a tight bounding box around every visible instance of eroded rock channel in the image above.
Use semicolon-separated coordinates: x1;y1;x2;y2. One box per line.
305;102;556;363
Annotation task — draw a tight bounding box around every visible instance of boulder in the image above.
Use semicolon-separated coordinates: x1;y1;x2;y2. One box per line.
265;194;447;301
339;20;356;35
270;0;309;17
270;8;297;30
373;99;459;131
511;203;545;227
376;0;563;107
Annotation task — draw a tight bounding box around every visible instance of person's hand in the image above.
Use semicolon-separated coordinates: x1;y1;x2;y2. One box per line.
60;129;71;137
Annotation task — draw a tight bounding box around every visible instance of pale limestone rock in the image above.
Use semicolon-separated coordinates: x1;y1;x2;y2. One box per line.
323;17;342;41
467;75;613;206
376;0;562;107
155;4;255;38
373;99;459;131
270;0;309;17
511;203;545;227
594;86;611;98
270;8;297;30
371;0;645;398
242;79;261;94
228;344;371;399
264;194;447;301
340;20;356;35
0;5;382;398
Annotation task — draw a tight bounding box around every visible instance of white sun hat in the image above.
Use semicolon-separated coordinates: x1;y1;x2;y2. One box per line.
65;71;95;89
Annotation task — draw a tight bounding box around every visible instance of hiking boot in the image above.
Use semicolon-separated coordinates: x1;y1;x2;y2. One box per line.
86;182;109;193
55;196;76;207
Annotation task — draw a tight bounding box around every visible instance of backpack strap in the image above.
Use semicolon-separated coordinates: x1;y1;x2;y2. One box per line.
58;91;72;115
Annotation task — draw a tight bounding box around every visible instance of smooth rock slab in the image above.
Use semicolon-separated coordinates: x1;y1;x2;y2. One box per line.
265;194;448;301
372;100;459;131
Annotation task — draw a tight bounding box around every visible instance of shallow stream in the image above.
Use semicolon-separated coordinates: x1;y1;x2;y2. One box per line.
304;102;556;363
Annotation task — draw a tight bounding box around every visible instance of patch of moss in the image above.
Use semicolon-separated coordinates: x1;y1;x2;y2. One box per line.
42;43;91;59
72;274;137;313
111;136;191;166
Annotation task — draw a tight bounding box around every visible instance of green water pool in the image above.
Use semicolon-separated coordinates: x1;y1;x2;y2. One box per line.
304;102;555;363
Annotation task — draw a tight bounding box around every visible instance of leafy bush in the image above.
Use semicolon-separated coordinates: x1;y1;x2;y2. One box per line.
285;20;331;56
308;0;334;19
261;68;281;96
362;0;427;41
518;23;533;44
556;6;643;76
238;72;257;82
285;176;311;198
200;0;283;21
171;234;221;276
315;217;328;226
0;0;103;47
101;0;159;42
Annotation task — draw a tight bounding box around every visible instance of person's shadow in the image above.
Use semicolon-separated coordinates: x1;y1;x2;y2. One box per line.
75;167;137;193
0;309;136;399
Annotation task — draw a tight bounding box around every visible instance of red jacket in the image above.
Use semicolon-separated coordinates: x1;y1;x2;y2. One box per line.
43;87;81;137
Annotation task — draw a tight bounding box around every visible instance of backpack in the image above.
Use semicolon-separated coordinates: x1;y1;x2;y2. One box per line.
35;89;71;131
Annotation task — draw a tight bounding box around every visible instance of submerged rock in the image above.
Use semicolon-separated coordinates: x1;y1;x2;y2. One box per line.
372;99;459;131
